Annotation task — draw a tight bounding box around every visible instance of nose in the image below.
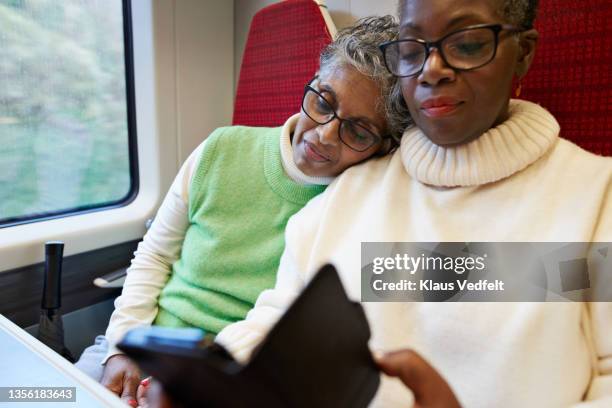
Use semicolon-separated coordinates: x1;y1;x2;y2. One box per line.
316;118;341;146
418;48;455;86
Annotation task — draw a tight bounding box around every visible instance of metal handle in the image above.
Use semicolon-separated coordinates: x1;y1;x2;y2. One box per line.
42;241;64;310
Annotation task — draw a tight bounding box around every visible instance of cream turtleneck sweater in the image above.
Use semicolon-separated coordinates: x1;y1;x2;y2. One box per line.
401;100;559;187
216;100;612;408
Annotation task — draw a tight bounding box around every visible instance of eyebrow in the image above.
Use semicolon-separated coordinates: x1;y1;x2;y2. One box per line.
318;82;337;100
400;14;487;36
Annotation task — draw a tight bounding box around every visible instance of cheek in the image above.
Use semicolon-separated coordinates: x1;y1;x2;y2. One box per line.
293;119;314;145
471;50;518;102
400;78;418;114
467;69;514;122
337;146;377;170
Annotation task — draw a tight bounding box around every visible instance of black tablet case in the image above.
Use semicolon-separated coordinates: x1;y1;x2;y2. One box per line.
117;264;380;407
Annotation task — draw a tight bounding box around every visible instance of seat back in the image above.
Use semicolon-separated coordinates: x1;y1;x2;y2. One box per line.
521;0;612;156
232;0;334;127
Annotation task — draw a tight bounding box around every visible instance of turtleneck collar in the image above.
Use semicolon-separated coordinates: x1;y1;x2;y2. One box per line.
400;99;560;187
280;113;334;186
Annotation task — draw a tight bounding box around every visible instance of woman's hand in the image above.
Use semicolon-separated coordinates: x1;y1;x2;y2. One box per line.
137;377;176;408
376;349;462;408
99;354;141;407
136;377;150;407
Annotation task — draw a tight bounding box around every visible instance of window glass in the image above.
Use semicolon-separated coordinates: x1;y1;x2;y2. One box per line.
0;0;136;226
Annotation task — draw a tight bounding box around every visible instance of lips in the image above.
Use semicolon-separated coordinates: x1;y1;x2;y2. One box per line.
303;140;331;162
420;97;463;117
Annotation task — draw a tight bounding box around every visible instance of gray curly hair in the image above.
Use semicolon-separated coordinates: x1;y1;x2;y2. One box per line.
319;15;409;144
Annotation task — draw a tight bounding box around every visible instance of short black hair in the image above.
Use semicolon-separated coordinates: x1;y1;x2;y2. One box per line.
397;0;540;29
499;0;539;29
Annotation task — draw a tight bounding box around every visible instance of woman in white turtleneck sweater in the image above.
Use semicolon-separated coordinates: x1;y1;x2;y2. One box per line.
215;1;612;407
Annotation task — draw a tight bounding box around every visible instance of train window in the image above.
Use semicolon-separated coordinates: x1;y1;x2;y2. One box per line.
0;0;138;227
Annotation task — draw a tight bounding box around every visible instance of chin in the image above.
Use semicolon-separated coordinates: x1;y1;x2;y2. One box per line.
420;126;461;147
302;161;337;178
294;156;320;177
420;121;481;147
294;157;310;173
306;165;333;178
427;134;470;147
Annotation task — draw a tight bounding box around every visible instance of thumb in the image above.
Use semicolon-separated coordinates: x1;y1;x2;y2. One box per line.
376;349;428;400
375;349;462;408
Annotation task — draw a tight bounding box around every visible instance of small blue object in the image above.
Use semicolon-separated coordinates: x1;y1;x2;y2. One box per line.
124;326;205;349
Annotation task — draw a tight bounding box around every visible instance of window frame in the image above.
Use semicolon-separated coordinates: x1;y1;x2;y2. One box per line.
0;0;235;273
0;0;169;273
0;0;140;228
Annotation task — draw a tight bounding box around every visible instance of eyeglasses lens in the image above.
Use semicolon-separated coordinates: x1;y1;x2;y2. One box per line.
303;89;334;124
340;122;376;152
302;87;378;152
386;27;497;77
442;28;496;69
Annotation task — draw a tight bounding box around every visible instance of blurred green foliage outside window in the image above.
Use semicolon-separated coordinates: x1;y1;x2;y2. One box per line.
0;0;133;225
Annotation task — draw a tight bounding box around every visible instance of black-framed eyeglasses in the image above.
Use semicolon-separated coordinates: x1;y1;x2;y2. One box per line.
379;23;524;78
301;79;386;152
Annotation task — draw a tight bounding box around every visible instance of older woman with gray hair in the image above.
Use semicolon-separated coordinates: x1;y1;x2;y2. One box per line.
74;15;402;407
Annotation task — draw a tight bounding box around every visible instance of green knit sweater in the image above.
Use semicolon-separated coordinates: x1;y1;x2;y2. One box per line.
154;125;326;334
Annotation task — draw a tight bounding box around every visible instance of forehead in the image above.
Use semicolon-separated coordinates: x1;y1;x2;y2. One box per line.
400;0;504;35
318;65;380;100
318;65;374;91
317;65;386;124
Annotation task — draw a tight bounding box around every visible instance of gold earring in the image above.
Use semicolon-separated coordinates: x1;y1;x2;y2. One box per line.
515;79;523;98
